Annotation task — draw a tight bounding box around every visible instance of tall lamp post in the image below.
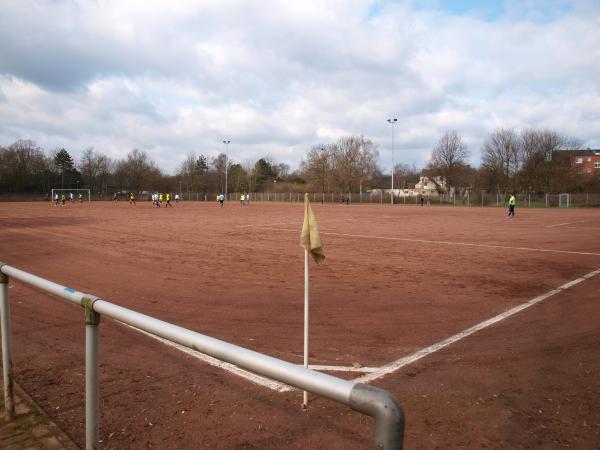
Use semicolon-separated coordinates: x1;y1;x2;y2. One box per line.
387;118;397;205
222;140;230;196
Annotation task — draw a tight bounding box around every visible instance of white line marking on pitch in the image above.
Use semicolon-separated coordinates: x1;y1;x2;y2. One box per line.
308;365;378;373
258;227;600;257
547;220;588;228
353;267;600;384
119;323;373;391
120;323;293;392
237;218;359;228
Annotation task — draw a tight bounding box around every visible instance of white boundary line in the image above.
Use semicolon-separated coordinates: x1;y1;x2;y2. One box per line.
120;323;293;392
119;323;376;390
546;220;588;228
257;227;600;257
353;267;600;384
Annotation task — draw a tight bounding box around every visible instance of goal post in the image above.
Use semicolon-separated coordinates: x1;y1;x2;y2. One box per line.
51;188;91;202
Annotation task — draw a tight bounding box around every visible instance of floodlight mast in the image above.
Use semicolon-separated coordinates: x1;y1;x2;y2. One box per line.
222;140;230;196
387;118;397;205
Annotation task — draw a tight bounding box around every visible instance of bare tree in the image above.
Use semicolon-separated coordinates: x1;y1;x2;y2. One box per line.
426;130;469;192
177;152;197;193
211;153;228;193
518;128;579;193
243;162;259;193
300;145;335;194
79;147;100;191
332;135;379;194
96;154;112;196
393;163;420;189
118;149;156;192
481;128;520;191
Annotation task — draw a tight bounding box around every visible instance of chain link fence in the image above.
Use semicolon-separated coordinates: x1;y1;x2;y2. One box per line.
2;191;600;207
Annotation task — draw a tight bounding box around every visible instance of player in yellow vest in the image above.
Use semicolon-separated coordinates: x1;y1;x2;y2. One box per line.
507;193;516;218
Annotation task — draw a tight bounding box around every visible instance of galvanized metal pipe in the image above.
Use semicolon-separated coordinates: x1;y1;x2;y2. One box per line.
0;268;15;420
83;298;100;450
0;263;404;449
1;265;86;306
92;299;354;403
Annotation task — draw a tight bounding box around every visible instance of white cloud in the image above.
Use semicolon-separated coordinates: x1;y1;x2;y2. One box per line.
0;0;599;173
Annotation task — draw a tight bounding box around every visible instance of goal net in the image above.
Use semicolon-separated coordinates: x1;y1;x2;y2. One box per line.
51;188;91;202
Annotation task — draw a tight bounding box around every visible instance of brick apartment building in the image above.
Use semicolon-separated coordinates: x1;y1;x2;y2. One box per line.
553;149;600;175
570;149;600;175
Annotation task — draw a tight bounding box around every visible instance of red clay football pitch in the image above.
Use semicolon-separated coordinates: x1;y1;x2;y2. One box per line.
0;200;599;449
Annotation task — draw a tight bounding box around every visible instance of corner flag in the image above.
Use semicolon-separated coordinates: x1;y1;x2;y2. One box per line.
299;193;324;409
300;193;325;264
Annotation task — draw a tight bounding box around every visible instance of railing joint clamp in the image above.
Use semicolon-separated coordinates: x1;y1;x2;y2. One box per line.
81;296;101;326
0;262;7;283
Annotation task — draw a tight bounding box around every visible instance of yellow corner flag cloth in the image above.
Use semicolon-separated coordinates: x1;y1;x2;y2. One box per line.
300;193;325;264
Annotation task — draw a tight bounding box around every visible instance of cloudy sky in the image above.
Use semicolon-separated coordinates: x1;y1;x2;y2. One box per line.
1;0;599;174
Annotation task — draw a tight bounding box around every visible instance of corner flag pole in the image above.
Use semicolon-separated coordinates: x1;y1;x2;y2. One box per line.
303;247;309;409
300;193;325;410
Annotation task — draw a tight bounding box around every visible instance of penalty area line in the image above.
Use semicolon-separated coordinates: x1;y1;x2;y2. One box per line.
353;267;600;384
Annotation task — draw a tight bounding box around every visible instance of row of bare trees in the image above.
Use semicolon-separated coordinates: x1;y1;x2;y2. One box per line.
1;128;597;197
423;128;597;194
299;135;380;194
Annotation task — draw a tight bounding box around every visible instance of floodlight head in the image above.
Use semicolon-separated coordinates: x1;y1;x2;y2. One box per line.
387;118;397;124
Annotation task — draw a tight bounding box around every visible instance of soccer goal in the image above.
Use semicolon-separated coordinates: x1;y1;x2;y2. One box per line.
545;193;570;208
51;188;91;202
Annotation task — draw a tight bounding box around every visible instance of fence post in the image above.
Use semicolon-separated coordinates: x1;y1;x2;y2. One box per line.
82;297;101;450
0;265;15;420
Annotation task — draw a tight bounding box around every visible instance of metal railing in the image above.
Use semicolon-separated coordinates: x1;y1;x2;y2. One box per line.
0;262;404;449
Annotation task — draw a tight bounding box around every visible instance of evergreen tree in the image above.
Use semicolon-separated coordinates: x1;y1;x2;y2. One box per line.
53;148;79;189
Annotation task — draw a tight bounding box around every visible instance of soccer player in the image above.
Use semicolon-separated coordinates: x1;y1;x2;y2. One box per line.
507;193;516;218
175;193;180;203
129;192;136;206
113;192;118;202
78;192;83;203
219;193;225;207
61;193;66;206
159;193;163;205
54;193;59;206
69;192;74;203
165;193;172;207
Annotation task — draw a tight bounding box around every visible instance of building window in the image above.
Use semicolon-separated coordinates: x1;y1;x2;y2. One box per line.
575;156;583;163
588;157;592;162
595;162;600;169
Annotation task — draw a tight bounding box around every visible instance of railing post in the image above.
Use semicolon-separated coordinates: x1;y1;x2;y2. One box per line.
349;383;404;449
82;297;100;450
0;265;15;420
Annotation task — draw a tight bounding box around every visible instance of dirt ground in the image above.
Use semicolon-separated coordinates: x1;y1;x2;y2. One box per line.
0;200;599;449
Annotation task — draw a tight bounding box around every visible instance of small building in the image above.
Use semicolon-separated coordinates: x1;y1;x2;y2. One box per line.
414;176;445;196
